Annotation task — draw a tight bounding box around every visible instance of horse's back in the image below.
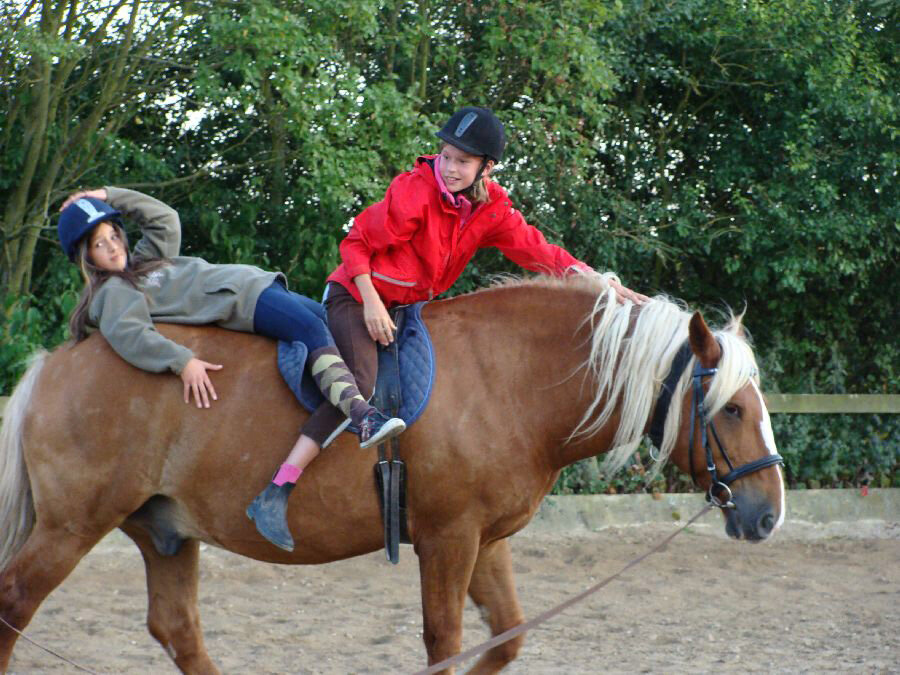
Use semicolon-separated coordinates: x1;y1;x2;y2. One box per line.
22;284;595;560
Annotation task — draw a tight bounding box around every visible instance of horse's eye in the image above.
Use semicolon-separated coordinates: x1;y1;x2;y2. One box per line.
724;404;741;418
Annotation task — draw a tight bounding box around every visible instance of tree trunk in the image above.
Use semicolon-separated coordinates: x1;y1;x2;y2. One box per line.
1;0;186;299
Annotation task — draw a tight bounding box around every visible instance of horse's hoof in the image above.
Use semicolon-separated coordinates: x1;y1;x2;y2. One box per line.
246;482;296;552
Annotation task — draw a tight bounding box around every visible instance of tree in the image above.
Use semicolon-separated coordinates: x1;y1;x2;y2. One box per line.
587;0;898;394
0;0;191;298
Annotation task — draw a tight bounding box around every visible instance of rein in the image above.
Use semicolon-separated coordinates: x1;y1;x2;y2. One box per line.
649;341;784;509
414;503;715;675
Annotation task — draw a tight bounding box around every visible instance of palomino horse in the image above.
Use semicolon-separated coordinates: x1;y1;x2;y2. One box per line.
0;275;784;673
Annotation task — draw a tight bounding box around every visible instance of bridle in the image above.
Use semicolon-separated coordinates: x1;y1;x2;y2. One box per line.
649;341;784;509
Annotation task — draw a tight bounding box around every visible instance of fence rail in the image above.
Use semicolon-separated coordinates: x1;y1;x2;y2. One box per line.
1;394;898;419
764;394;900;414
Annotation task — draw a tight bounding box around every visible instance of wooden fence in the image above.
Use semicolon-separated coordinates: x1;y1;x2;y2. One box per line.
1;394;898;419
764;394;899;414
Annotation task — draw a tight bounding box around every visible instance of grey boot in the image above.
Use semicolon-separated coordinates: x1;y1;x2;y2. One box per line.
246;482;296;551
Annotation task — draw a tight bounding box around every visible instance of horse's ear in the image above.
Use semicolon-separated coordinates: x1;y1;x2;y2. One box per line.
688;312;721;368
731;304;748;338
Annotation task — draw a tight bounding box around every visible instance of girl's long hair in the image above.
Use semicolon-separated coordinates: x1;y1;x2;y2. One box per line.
68;222;168;341
465;172;491;204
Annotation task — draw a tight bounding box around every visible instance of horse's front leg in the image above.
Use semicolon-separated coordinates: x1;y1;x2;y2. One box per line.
466;538;525;673
120;523;219;675
416;531;480;673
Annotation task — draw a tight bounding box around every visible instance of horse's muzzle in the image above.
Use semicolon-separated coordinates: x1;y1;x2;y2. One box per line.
723;492;780;541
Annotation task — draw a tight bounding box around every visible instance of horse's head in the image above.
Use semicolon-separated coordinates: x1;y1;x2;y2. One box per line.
668;312;785;541
534;276;784;540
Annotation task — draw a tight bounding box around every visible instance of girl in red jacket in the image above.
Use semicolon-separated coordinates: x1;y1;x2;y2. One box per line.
294;106;646;453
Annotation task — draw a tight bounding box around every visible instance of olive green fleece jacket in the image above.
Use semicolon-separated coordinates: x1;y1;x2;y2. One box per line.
88;187;284;374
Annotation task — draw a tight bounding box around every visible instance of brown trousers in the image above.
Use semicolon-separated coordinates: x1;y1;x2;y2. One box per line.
300;283;378;446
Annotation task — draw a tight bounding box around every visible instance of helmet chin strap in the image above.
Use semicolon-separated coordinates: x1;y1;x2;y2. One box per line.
458;157;489;196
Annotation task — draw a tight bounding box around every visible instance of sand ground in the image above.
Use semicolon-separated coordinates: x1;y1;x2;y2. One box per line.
6;516;898;674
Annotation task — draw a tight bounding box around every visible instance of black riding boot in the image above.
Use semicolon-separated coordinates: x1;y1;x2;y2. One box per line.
246;482;296;552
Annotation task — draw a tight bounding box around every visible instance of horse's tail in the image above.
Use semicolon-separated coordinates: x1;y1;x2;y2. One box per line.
0;351;46;571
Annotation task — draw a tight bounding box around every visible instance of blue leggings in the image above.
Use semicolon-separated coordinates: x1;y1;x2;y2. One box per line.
252;282;334;350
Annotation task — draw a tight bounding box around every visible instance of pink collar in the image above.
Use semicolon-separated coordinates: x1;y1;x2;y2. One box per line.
434;155;473;226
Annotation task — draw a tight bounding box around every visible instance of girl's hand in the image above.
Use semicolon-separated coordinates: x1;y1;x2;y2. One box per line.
363;295;396;346
60;188;108;211
180;358;223;408
609;279;649;306
354;273;396;346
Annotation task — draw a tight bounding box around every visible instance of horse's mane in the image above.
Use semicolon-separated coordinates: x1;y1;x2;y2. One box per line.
480;272;761;475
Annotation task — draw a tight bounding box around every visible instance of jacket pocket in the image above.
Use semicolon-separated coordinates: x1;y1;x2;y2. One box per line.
203;281;239;294
202;276;241;294
200;264;253;294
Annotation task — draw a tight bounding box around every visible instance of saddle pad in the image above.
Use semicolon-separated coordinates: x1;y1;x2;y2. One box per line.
277;302;435;431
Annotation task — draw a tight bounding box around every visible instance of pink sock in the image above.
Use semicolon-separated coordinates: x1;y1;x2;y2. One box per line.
272;463;302;486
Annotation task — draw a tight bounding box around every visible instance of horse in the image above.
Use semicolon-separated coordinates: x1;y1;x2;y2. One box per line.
0;274;784;673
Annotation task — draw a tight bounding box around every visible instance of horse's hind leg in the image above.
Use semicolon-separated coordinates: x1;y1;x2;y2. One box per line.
466;538;526;674
0;523;104;671
120;524;219;675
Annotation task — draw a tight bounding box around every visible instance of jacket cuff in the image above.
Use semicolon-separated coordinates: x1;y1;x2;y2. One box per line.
344;261;371;278
171;348;195;375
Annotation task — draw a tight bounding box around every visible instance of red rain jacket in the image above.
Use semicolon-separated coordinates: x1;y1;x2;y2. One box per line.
327;156;590;308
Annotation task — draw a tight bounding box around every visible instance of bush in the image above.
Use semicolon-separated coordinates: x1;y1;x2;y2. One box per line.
553;416;898;495
0;256;80;394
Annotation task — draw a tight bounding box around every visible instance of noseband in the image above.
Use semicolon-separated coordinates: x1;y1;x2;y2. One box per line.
649;342;784;509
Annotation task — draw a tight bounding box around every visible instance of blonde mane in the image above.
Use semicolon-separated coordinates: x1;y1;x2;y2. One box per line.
483;272;761;475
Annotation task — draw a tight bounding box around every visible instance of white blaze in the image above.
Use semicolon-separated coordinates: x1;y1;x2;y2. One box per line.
752;380;785;530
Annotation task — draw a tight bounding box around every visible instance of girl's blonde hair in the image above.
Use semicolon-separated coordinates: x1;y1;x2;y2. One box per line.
67;222;168;341
467;174;491;204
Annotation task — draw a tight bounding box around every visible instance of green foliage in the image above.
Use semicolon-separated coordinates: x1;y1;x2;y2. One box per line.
553;416;898;495
775;413;899;489
2;0;896;488
0;256;81;393
554;441;670;496
591;0;898;399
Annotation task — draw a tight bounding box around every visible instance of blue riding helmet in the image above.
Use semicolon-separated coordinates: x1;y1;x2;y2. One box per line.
58;197;122;261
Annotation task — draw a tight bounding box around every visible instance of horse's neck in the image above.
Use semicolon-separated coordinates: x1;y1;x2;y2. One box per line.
436;284;611;470
474;284;649;471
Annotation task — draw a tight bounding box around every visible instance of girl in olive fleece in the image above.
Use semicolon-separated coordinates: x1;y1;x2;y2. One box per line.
57;187;405;552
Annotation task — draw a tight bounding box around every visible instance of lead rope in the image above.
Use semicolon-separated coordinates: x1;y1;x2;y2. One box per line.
2;504;715;675
0;614;99;674
414;503;715;675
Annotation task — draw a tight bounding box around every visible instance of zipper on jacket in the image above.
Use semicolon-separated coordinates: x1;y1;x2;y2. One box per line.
372;271;416;287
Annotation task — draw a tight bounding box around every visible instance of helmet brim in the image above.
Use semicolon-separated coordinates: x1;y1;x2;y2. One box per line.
435;130;502;162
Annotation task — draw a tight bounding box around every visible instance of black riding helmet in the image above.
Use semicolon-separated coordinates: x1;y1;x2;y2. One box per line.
435;107;505;162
